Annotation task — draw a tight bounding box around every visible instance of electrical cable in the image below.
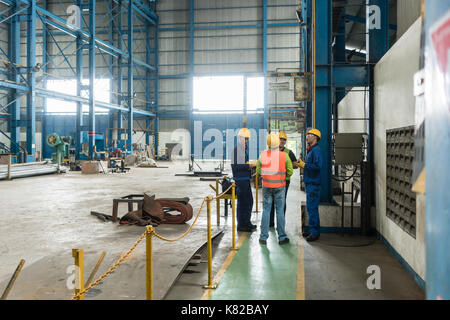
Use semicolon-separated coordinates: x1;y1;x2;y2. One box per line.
332;165;358;182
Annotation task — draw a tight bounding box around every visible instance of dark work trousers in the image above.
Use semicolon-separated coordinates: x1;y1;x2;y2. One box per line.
305;183;321;236
269;179;290;226
236;180;253;229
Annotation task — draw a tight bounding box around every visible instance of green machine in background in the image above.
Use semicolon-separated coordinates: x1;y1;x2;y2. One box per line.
46;133;71;164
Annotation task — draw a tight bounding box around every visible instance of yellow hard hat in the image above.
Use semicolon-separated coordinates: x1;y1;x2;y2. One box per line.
267;133;280;148
306;128;321;140
238;128;251;139
279;132;287;140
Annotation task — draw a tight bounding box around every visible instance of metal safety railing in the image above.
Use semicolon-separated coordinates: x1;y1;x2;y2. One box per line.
70;183;238;300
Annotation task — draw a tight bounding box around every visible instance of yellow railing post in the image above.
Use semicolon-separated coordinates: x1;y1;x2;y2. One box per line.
85;251;106;287
7;154;12;180
203;196;217;289
72;249;84;300
0;259;25;300
231;183;237;250
216;179;220;225
146;226;154;300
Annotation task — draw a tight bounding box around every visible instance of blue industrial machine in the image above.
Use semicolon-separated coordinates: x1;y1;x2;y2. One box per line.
80;132;106;160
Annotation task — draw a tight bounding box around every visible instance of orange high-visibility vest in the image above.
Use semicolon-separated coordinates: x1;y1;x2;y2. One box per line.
260;149;287;188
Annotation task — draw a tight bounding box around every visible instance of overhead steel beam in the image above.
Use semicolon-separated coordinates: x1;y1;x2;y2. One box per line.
30;5;156;71
316;64;369;87
0;81;155;117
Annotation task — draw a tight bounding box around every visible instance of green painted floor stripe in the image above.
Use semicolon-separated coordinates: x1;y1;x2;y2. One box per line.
210;229;299;300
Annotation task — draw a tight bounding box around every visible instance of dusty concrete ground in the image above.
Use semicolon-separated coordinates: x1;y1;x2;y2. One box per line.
0;160;230;299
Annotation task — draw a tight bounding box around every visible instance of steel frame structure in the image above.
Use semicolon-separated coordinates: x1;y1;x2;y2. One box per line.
299;0;390;203
0;0;159;161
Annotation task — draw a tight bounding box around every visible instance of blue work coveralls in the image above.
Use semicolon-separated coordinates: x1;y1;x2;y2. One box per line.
231;144;253;229
303;144;323;236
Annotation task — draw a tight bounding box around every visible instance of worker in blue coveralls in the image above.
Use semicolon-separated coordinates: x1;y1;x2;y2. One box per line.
231;128;257;232
297;128;323;242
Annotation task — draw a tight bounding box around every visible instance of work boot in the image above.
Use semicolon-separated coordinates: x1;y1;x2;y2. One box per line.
259;239;267;245
306;234;320;242
279;238;290;245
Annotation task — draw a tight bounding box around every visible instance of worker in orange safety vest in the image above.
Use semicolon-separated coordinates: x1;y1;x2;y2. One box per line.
256;133;293;245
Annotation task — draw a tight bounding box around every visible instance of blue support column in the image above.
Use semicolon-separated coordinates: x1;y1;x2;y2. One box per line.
108;0;114;149
154;20;159;156
41;0;49;160
300;0;310;157
189;0;194;156
145;19;150;147
117;0;123;140
8;2;21;156
314;0;333;203
304;0;313;132
26;0;37;159
263;0;268;131
127;0;134;152
75;0;84;159
88;0;96;159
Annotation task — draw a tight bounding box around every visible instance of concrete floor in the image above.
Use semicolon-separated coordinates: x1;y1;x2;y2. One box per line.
0;160;425;300
0;160;226;299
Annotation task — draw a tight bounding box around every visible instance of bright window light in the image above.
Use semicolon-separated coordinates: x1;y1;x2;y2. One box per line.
46;79;111;114
246;77;264;111
193;76;264;113
194;76;243;113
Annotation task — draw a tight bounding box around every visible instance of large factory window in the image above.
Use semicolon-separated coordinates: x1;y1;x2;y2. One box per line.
45;79;111;114
193;76;264;113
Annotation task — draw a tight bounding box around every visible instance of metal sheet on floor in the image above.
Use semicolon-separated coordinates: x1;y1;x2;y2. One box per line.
0;225;224;300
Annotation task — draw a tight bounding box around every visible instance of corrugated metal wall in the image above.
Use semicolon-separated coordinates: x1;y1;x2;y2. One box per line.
157;0;300;157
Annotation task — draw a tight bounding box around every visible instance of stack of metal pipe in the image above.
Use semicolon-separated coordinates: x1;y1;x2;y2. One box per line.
0;161;66;180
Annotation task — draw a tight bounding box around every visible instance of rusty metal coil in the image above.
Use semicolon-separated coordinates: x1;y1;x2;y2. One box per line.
156;200;193;224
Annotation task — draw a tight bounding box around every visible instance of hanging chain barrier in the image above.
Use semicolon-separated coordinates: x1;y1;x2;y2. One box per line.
71;183;236;300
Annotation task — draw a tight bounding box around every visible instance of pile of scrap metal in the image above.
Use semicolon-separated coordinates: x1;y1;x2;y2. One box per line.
120;194;193;226
91;193;193;226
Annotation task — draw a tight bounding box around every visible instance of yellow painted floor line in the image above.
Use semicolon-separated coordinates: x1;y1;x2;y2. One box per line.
296;236;306;300
201;232;248;300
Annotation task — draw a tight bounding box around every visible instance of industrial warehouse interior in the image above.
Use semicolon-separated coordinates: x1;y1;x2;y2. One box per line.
0;0;449;308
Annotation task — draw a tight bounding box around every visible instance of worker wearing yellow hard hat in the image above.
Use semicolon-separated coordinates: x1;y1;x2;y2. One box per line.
231;128;256;232
269;132;300;228
256;133;293;245
238;127;251;139
299;128;323;242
